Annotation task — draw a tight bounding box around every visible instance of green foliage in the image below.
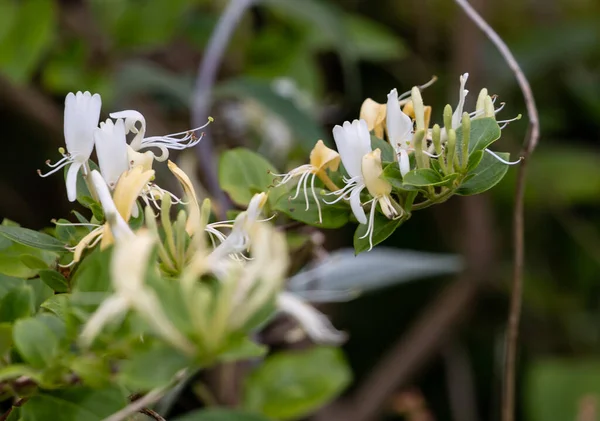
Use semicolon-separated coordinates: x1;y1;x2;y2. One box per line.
119;344;191;390
0;226;65;253
13;315;63;369
20;387;127;421
243;347;351;420
219;148;278;207
174;409;271;421
275;194;349;229
456;152;511;195
354;212;404;254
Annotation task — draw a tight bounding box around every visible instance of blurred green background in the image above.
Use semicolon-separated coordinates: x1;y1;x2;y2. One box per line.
2;0;600;420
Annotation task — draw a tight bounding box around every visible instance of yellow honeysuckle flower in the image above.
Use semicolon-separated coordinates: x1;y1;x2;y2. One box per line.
272;140;340;224
359;98;387;139
167;160;200;236
361;149;401;251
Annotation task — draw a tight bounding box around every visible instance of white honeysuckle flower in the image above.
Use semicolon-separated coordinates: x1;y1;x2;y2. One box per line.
94;119;129;189
109;109;212;162
80;230;195;355
386;88;414;176
277;291;347;344
208;192;269;262
271;140;340;223
449;73;522;165
326;119;372;225
38;91;102;202
361;149;402;251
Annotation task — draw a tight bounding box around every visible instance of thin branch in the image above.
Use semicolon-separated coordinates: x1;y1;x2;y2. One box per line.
191;0;255;218
452;2;540;421
139;408;167;421
102;371;187;421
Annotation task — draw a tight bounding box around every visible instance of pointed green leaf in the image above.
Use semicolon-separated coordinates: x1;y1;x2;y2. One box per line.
371;136;395;163
13;316;60;368
455;117;501;153
0;226;65;252
402;168;445;187
20;254;49;270
456;151;510;196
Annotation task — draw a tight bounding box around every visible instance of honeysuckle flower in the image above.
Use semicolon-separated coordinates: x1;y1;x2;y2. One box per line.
168;160;201;236
38;91;102;202
450;73;521;165
208;192;269;262
386;88;414;176
80;230;195;355
66;167;155;266
109;109;212;162
271;140;340;224
277;291;347;344
326;119;372;225
360;98;387;138
94;118;129;189
361;149;402;251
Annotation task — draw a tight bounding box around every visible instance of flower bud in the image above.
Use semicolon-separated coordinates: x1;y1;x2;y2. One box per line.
461;112;471;170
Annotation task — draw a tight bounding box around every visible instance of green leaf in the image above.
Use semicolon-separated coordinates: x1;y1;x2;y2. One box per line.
0;241;57;278
0;285;34;323
214;77;327;152
219;148;278;206
353;213;403;254
381;163;416;192
371;136;395;163
456;151;510;196
119;344;191;390
0;364;39;383
13;316;60;368
173;409;271;421
25;278;54;309
70;355;112;388
39;270;69;293
466;149;484;172
20;254;50;271
0;226;65;252
275;192;349;229
54;219;79;244
243;347;351;420
20;387;127;421
0;274;21;299
455;117;501;153
402;168;445;187
41;294;71;319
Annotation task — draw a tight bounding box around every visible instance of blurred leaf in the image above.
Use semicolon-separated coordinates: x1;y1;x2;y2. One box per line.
20;254;50;271
39;270;69;293
261;0;359;99
275;193;349;229
215;77;327;152
71;248;112;293
0;226;65;253
243;347;351;420
343;14;406;61
354;213;403;255
526;359;600;421
174;409;271;421
70;355;112;388
119;344;191;390
20;387;127;421
13;316;61;368
218;336;267;363
0;241;57;278
288;248;462;302
41;294;71;320
0;0;56;83
115;61;193;106
0;323;13;356
0;285;34;323
456;151;510;196
0;274;21;299
219;148;278;206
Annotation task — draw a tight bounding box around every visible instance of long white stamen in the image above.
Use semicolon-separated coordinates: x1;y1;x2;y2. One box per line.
423;150;442;158
310;173;322;224
485;149;522;165
291;171;310;200
46;156;70;168
302;170;310;211
38;159;72;177
358;199;377;251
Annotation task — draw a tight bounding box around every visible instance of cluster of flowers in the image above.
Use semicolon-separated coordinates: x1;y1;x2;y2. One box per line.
273;73;520;249
40;92;346;354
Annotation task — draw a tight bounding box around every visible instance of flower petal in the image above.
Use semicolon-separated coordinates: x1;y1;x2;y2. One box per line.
65;161;83;202
386;89;413;152
309;140;340;172
94;119;129;189
168;160;200;235
64;91;101;161
349;184;367;224
109;110;146;150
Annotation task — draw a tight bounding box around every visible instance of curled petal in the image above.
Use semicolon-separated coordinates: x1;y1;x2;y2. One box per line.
168;160;200;235
349;184;367;225
309;140;340;172
66;161;83;203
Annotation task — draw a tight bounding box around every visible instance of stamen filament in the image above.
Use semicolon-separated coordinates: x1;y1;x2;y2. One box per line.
485;149;523;165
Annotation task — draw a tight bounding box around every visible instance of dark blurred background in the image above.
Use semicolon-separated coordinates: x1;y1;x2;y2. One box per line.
2;0;600;420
